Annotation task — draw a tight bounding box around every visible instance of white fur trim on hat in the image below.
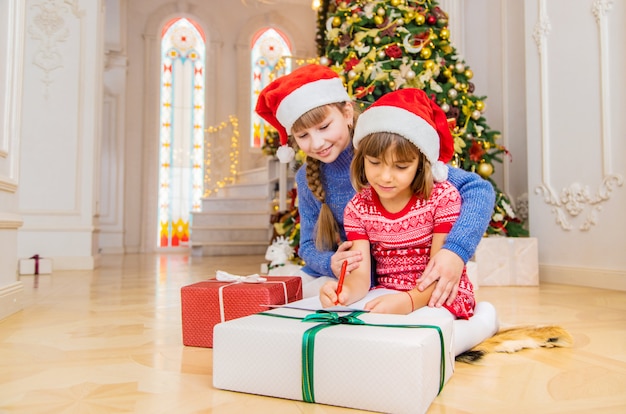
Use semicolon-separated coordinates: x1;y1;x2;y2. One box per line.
353;105;448;182
276;145;295;163
431;161;448;182
276;77;350;133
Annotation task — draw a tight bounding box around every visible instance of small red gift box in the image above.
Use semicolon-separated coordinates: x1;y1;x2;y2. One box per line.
181;276;302;348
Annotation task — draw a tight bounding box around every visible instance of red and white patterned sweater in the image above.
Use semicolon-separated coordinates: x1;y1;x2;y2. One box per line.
344;182;475;319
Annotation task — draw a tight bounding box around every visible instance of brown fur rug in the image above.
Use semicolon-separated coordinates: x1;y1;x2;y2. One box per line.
456;325;574;364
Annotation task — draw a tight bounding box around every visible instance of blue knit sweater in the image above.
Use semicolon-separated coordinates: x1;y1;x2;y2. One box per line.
296;146;495;278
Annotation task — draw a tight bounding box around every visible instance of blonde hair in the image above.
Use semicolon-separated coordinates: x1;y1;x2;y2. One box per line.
351;132;434;200
291;102;359;251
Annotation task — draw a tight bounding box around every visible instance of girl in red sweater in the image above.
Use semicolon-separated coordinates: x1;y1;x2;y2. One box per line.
320;88;474;318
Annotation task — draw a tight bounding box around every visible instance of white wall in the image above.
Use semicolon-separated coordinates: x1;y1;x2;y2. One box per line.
462;0;529;212
0;0;25;320
100;0;127;254
524;0;625;289
16;0;105;270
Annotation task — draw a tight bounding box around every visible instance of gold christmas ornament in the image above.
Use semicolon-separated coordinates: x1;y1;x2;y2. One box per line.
332;16;341;27
415;14;425;25
477;162;494;178
374;15;384;25
391;0;402;6
420;47;432;59
440;28;450;40
464;69;473;79
443;68;452;78
424;60;434;70
475;100;485;111
377;7;386;16
455;62;465;73
374;36;381;44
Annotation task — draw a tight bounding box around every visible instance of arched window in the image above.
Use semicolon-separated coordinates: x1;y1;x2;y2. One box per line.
158;17;206;247
250;27;292;148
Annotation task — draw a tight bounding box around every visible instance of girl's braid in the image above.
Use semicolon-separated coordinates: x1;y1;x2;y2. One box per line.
305;158;325;204
305;157;340;251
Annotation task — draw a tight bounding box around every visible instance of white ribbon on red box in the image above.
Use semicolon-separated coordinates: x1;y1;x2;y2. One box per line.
215;270;289;323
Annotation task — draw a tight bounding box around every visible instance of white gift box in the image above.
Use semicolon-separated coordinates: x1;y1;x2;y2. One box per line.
474;237;538;286
18;257;52;275
213;293;454;414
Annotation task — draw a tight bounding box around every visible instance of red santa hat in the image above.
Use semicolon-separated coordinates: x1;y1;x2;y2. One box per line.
255;64;351;163
353;88;455;182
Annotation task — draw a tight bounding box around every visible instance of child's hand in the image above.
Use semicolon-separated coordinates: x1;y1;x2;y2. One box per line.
364;292;413;315
319;281;348;307
331;241;362;278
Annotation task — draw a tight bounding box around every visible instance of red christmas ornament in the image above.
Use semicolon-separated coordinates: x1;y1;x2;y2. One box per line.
469;140;486;162
345;57;360;71
426;15;437;25
385;44;403;59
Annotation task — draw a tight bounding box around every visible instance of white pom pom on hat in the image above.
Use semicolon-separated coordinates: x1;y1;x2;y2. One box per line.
353;88;455;182
255;64;351;163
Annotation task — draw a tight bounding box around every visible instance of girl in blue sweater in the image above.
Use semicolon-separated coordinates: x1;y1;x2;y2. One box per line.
256;64;495;309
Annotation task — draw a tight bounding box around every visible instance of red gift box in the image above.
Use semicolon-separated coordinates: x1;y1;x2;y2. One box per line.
181;276;302;348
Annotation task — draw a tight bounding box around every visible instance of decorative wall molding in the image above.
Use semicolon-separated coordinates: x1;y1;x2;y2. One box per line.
27;0;84;98
0;282;24;321
0;213;23;229
536;176;623;231
592;0;614;23
1;0;25;185
533;0;622;231
540;263;626;292
0;177;18;193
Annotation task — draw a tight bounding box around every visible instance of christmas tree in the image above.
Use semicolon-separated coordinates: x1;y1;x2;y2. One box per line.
315;0;528;237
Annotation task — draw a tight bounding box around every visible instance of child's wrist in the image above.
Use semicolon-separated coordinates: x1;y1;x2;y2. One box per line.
405;290;414;312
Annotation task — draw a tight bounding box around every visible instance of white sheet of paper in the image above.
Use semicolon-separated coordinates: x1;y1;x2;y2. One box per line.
277;288;402;312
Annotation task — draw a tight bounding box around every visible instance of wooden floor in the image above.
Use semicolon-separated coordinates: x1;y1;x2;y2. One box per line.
1;253;625;414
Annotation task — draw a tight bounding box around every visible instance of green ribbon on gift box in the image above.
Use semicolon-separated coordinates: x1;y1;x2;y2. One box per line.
259;310;446;403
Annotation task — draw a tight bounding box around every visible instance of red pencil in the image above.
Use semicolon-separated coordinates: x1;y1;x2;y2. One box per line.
335;260;348;305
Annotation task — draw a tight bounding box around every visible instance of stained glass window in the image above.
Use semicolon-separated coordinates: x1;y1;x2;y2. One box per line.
158;18;205;247
250;27;292;148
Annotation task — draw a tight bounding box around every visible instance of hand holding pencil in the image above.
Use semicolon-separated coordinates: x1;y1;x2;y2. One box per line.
334;260;348;305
